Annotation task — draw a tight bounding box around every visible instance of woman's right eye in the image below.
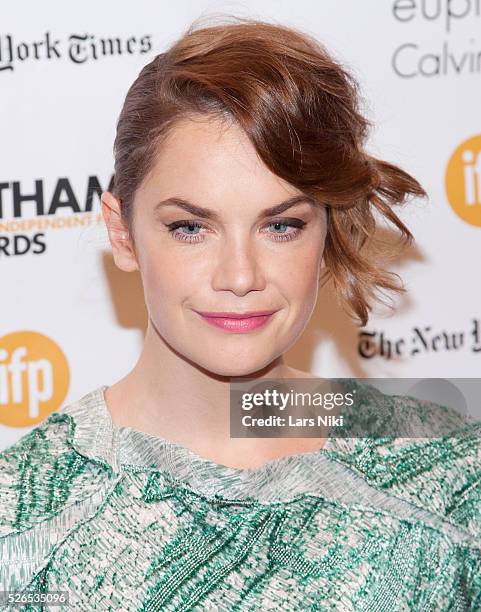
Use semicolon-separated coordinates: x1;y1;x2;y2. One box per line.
165;220;207;243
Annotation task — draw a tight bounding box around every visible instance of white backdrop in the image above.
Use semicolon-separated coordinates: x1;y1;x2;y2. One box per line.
1;0;480;449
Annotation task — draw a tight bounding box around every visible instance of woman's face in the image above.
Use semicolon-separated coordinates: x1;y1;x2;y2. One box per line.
109;115;327;376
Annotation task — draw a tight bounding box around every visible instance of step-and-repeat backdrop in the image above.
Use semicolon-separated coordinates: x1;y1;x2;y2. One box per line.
1;1;480;449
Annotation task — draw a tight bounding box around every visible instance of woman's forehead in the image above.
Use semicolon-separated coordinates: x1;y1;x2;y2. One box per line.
139;118;303;210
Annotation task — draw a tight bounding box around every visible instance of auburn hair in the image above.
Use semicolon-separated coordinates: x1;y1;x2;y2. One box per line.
112;16;427;327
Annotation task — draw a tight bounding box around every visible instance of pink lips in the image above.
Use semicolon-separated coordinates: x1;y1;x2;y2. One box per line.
193;310;276;333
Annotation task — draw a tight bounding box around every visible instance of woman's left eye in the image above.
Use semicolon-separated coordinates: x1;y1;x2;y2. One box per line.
264;219;306;242
165;218;306;243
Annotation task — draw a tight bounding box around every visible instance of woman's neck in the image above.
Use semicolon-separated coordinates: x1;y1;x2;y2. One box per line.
104;319;328;469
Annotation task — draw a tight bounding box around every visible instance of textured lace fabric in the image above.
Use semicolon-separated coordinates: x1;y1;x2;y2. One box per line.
1;380;481;611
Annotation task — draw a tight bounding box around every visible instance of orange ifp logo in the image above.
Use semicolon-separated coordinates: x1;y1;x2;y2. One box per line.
445;134;481;228
0;331;69;427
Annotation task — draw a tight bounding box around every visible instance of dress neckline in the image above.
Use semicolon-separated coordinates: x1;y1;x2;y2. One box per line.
60;382;367;504
54;382;481;533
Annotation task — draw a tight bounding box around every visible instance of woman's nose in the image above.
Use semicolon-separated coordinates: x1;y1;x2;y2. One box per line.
210;236;266;296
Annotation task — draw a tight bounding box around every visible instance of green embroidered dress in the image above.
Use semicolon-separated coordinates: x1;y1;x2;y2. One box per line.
1;380;481;611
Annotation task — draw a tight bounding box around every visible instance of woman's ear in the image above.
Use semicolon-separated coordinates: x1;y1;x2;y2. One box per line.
101;191;139;272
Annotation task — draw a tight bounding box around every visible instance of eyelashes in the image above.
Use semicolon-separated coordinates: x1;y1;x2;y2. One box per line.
165;218;307;244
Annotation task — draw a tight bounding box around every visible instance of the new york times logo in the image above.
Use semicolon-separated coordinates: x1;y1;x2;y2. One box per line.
0;32;152;72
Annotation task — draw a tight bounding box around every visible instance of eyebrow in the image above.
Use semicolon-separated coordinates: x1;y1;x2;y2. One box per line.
152;194;319;222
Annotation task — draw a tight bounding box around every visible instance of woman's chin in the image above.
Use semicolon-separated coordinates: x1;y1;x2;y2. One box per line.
198;356;276;379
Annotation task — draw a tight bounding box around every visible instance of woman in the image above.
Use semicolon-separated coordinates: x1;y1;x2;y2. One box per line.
1;17;480;611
